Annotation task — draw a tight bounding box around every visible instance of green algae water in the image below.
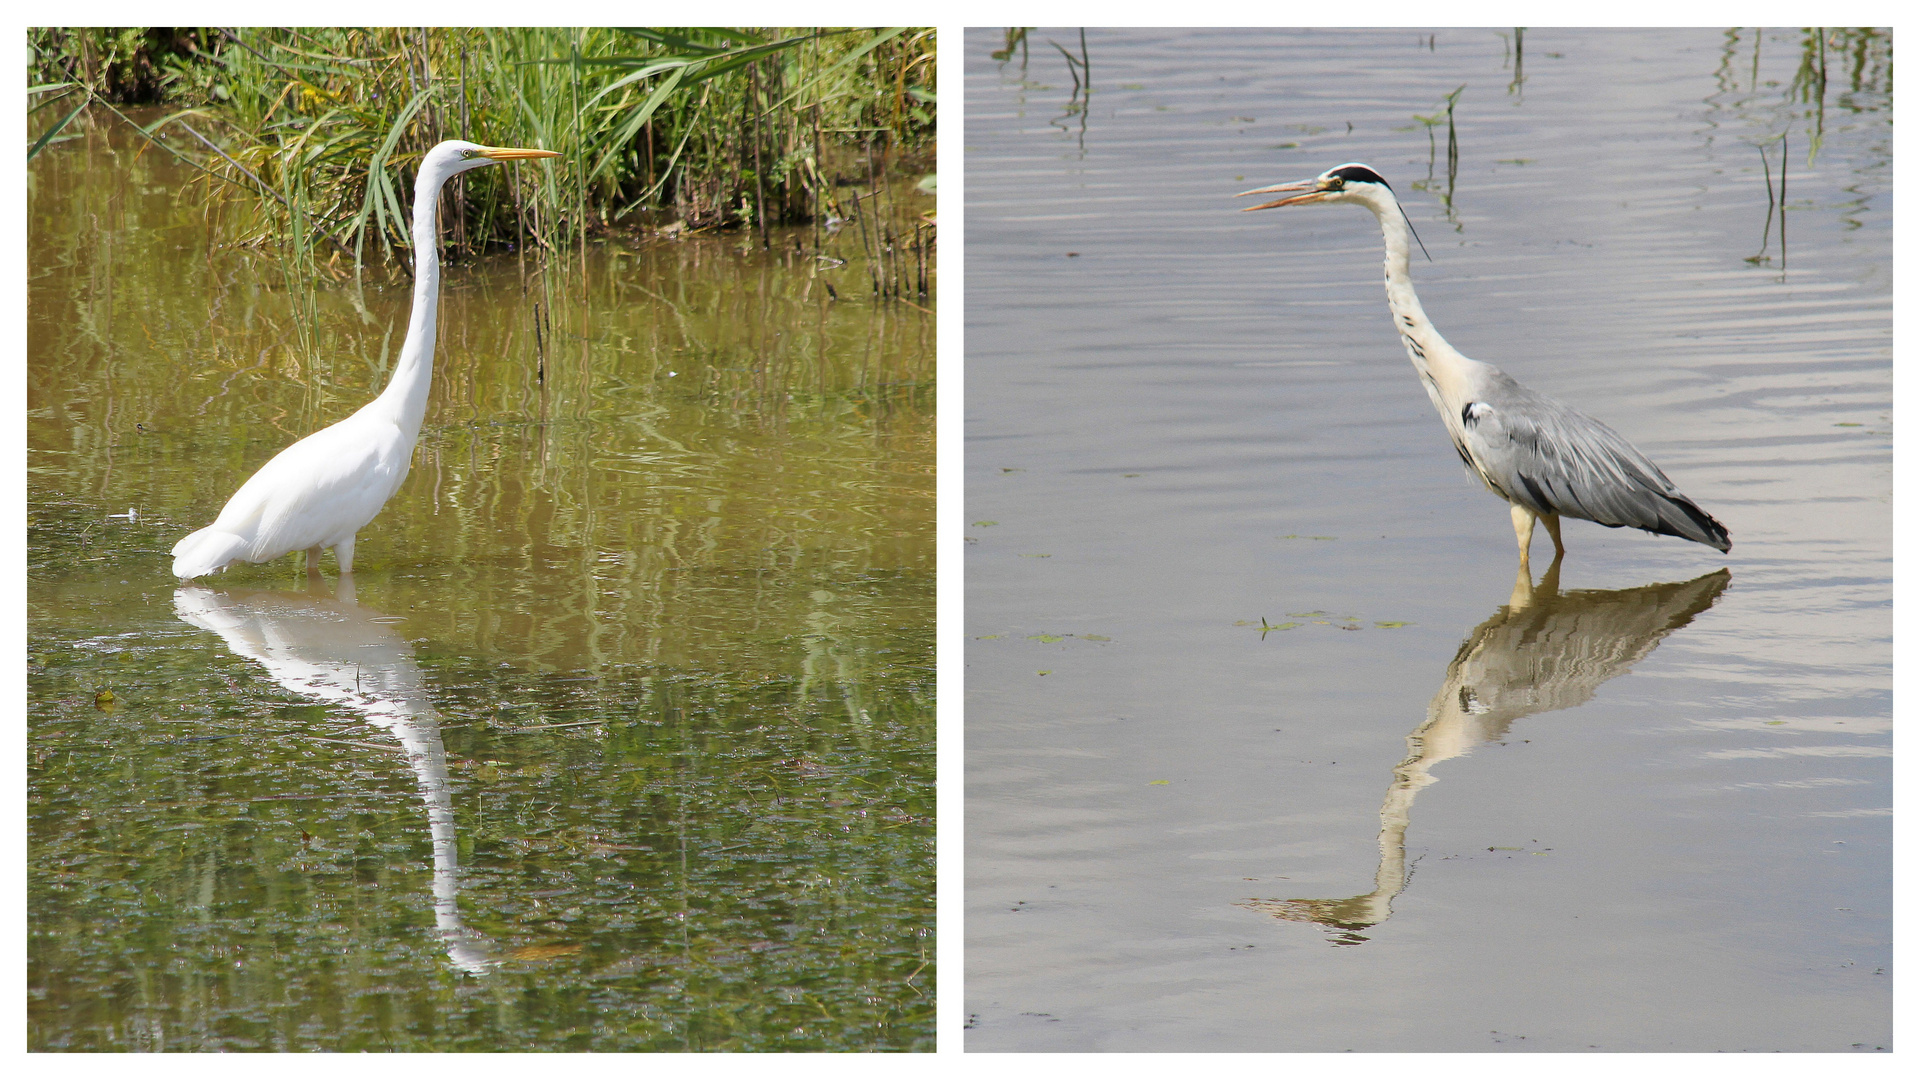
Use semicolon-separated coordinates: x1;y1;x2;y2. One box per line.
29;109;934;1051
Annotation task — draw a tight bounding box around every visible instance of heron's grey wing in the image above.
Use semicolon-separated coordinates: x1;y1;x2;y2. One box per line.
1458;379;1730;552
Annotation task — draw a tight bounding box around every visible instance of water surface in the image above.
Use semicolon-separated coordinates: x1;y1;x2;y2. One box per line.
965;27;1888;1052
29;109;935;1051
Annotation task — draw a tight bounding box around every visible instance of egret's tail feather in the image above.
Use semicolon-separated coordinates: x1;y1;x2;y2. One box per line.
171;527;250;580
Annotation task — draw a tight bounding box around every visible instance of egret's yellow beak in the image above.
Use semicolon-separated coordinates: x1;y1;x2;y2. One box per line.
1235;179;1327;211
475;145;562;161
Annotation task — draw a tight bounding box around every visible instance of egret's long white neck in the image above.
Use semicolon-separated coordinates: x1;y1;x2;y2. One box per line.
1357;187;1472;402
376;162;453;438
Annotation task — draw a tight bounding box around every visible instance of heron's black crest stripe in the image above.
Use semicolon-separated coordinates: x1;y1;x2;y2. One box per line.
1330;165;1390;190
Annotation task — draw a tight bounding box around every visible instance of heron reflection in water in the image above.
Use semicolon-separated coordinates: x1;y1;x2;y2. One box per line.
173;578;494;973
1242;560;1730;943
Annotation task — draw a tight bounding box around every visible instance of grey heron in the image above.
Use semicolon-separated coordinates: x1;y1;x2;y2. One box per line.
1238;163;1730;570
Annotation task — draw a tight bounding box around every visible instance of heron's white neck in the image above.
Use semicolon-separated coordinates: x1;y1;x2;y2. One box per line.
1356;187;1475;405
373;164;453;439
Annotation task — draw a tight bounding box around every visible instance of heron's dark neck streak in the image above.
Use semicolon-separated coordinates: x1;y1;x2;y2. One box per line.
1360;187;1504;494
1359;186;1478;411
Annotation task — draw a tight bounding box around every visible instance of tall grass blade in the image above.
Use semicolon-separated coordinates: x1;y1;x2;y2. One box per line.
28;92;90;161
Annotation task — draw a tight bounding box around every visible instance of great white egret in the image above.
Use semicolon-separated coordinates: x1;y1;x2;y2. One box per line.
1238;163;1730;570
171;140;560;581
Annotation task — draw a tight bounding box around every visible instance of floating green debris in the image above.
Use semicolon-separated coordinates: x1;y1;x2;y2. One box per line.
1835;422;1863;427
1287;611;1330;618
1148;780;1171;786
1027;633;1065;643
972;520;1000;526
1122;473;1141;478
1002;467;1025;473
1079;634;1111;642
1765;720;1787;725
975;634;1003;640
1036;670;1051;676
1375;621;1411;628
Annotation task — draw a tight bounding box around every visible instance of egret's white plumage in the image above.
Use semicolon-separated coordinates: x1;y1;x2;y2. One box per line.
1238;163;1730;568
172;140;559;581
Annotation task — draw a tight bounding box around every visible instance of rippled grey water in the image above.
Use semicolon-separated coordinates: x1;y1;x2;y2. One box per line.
965;27;1888;1052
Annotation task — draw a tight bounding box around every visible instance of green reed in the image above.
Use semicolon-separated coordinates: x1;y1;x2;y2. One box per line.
28;27;936;270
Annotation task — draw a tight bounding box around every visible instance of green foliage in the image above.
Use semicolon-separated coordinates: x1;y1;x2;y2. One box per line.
27;27;936;265
26;27;206;102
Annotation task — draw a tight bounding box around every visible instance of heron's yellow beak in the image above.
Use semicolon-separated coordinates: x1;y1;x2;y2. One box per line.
475;145;562;161
1236;180;1327;211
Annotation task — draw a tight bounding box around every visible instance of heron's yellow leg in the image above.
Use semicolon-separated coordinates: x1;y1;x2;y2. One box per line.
1540;512;1565;557
1510;503;1537;570
305;546;324;576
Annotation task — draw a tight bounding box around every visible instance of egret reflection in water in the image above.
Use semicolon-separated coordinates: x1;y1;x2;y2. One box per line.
172;581;495;974
1243;562;1731;943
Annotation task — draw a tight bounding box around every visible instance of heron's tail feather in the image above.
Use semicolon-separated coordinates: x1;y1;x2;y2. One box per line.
171;527;250;580
1655;493;1731;554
